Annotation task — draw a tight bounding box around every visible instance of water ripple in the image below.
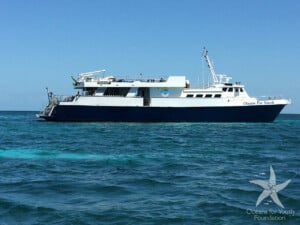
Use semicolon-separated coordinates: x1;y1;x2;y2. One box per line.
0;112;299;224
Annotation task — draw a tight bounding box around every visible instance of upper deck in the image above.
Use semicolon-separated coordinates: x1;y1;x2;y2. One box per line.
74;75;187;89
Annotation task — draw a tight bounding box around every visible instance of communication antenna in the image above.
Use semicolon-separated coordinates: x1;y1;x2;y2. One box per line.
201;52;204;88
203;47;219;84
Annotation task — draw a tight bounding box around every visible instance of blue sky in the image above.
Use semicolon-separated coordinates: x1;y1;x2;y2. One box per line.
0;0;299;113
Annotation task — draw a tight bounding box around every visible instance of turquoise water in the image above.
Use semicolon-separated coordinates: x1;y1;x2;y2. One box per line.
0;111;299;224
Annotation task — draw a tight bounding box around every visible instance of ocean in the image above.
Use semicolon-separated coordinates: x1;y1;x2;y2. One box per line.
0;111;299;225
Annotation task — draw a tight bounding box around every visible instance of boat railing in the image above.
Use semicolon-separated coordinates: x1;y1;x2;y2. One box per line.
118;78;167;83
258;96;284;101
51;95;75;103
82;77;167;83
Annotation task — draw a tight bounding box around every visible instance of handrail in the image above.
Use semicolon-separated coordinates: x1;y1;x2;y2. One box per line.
257;96;284;100
51;95;75;103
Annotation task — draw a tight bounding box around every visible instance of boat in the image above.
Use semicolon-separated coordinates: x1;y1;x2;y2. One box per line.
37;49;290;122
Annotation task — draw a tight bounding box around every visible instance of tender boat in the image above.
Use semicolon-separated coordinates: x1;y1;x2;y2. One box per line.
37;49;290;122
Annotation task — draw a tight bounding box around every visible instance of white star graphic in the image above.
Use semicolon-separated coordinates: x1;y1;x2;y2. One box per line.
250;165;291;208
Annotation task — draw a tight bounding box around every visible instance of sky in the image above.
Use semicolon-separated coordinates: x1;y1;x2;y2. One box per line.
0;0;299;113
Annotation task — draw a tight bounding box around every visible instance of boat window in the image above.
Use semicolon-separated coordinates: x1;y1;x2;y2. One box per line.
186;94;194;98
205;94;212;98
104;88;130;96
196;94;203;98
214;94;221;98
228;88;233;92
240;88;244;92
84;88;97;96
235;88;239;92
222;88;227;92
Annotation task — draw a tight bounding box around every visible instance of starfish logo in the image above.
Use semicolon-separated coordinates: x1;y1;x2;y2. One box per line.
250;165;291;208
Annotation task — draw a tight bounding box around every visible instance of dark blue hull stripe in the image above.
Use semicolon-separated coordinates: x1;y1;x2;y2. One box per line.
41;104;286;122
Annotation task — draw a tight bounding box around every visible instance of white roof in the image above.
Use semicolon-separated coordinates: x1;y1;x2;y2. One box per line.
76;76;187;88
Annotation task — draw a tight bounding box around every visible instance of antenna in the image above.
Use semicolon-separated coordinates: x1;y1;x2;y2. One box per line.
201;52;204;88
198;56;201;88
203;47;219;84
